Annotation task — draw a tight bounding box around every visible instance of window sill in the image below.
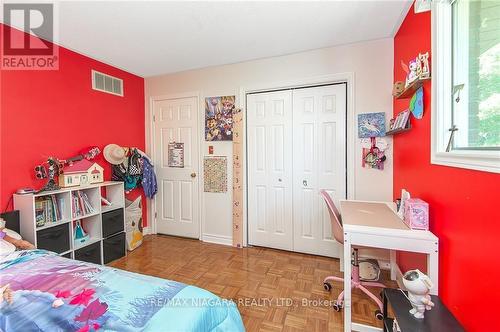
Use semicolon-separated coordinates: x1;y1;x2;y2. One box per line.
431;151;500;174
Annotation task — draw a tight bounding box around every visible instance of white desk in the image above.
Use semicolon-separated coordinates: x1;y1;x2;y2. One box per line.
340;200;439;332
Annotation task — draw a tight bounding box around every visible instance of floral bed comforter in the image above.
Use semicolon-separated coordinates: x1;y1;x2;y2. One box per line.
0;250;244;332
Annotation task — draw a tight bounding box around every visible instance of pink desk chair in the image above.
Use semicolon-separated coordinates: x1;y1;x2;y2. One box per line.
319;190;385;320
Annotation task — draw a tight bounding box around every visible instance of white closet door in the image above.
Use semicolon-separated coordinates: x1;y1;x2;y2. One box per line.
247;91;293;250
292;84;346;257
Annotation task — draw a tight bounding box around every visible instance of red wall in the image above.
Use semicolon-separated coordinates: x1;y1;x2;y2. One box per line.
0;24;147;225
394;5;499;329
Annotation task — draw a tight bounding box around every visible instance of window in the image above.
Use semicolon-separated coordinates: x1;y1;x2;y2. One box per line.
432;0;500;173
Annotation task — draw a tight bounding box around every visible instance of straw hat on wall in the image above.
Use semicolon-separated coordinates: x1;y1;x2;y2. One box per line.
103;144;127;165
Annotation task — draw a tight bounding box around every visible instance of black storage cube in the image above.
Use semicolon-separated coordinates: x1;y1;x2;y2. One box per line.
36;223;70;254
75;241;102;265
103;232;126;264
61;252;72;259
102;208;124;238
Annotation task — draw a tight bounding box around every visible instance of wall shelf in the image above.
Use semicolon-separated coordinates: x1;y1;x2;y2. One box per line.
394;77;430;99
386;124;412;136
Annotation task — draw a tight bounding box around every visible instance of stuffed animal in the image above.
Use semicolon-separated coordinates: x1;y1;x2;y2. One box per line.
0;217;35;251
402;269;435;319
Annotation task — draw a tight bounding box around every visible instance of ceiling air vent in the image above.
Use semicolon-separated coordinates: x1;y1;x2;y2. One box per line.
91;70;123;96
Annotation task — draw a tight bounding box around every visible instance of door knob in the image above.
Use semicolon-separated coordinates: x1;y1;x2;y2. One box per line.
191;172;197;178
303;180;308;186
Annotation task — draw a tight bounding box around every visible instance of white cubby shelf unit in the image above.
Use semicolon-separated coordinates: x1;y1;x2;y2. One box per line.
14;181;125;263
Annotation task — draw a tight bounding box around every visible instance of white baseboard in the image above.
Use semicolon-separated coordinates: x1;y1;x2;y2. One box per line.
202;233;232;246
142;226;151;235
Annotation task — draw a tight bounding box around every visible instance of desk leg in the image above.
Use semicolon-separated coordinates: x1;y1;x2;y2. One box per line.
427;245;439;295
340;246;344;272
390;250;397;281
343;233;352;332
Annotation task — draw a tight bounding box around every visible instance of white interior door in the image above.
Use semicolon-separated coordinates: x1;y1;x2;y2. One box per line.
153;97;200;238
292;84;346;257
247;90;293;250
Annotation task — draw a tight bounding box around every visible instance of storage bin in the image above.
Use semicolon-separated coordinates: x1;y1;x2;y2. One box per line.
103;232;126;264
74;241;102;265
36;224;70;254
102;208;124;238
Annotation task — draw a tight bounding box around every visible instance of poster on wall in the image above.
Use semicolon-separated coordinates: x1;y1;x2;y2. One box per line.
167;142;184;168
203;157;227;193
205;96;235;141
357;112;386;138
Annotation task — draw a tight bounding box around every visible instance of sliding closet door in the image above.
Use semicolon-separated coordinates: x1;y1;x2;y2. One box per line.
292;84;346;257
247;91;293;251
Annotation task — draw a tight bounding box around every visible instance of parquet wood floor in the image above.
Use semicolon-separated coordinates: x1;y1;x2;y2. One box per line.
109;235;395;331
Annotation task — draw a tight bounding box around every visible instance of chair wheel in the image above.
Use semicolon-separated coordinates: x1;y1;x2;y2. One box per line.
323;282;332;291
333;302;342;312
375;309;384;320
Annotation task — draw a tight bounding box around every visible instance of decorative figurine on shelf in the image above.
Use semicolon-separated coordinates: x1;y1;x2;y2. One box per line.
418;52;430;79
392;81;405;97
35;157;63;193
402;269;435;319
401;59;419;88
401;52;431;88
73;220;90;246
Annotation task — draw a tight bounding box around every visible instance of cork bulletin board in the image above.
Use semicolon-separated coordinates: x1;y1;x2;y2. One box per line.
232;108;244;248
203;157;227;193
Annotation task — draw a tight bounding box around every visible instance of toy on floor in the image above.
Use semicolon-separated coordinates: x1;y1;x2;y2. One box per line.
125;197;143;251
402;269;435;319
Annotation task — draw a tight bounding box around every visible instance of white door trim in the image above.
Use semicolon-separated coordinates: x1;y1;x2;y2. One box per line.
239;72;356;247
147;91;203;239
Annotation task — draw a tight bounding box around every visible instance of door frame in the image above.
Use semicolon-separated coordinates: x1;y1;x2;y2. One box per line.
147;91;203;238
240;72;355;248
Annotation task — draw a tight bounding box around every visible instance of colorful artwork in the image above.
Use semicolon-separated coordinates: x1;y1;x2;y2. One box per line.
205;96;235;141
204;157;227;193
358;112;386;138
410;87;424;119
361;137;388;171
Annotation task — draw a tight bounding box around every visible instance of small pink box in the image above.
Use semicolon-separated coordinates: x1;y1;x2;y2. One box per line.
403;198;429;230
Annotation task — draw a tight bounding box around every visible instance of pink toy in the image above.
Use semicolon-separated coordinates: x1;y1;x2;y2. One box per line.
404;198;429;230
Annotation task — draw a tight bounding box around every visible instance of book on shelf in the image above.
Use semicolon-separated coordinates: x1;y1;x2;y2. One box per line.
35;195;63;227
72;191;95;218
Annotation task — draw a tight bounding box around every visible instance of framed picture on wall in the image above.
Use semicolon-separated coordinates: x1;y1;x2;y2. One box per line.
205;96;235;141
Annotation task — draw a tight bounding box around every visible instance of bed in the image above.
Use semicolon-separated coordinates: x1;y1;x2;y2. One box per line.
0;249;244;332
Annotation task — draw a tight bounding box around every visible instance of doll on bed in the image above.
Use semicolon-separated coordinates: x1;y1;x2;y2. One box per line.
0;217;33;306
0;217;34;250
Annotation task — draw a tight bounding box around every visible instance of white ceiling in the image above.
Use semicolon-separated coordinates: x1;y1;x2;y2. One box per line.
4;1;412;77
